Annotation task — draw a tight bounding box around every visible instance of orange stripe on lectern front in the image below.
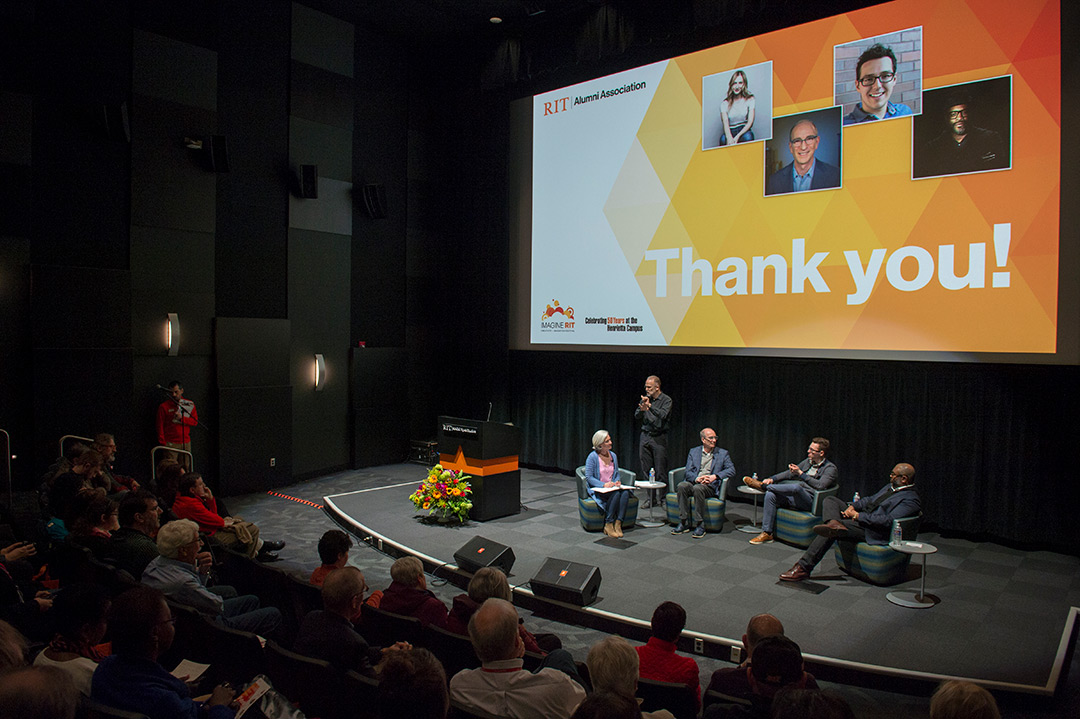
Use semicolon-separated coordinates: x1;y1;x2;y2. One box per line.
439;446;519;476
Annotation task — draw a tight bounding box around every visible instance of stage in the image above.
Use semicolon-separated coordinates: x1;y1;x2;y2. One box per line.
323;464;1078;696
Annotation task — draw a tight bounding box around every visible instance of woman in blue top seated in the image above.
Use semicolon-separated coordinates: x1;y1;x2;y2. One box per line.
584;430;630;538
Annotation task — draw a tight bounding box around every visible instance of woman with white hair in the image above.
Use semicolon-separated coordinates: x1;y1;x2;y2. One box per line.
587;636;673;719
584;430;630;538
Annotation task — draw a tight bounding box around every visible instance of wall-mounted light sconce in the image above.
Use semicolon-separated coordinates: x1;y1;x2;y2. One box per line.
314;353;326;391
166;313;179;356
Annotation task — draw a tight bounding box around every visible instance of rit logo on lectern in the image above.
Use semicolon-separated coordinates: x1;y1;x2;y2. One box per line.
543;98;569;115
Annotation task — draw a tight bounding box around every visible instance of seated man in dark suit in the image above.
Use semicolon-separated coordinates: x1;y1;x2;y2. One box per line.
294;566;410;676
779;463;920;582
765;119;840;196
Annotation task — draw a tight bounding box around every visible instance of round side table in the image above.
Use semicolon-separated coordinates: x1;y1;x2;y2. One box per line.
736;485;765;533
886;540;940;608
635;480;667;527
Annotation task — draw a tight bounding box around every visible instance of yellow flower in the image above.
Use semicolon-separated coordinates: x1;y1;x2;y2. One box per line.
422;502;430;509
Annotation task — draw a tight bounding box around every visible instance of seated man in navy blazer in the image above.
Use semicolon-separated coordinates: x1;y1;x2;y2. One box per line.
765;119;841;196
671;428;735;539
779;463;920;582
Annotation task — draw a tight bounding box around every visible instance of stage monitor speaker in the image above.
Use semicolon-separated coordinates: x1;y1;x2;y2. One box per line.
361;183;387;219
206;135;230;172
454;536;515;576
529;558;601;606
298;164;319;198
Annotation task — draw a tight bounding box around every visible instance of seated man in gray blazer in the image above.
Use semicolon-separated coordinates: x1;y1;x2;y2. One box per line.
744;437;837;544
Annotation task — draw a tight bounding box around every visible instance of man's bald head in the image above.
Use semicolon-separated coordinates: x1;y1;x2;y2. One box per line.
468;598;522;663
745;614;785;657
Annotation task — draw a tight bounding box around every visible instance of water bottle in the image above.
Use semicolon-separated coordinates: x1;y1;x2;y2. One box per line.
891;520;902;546
853;491;860;503
752;472;758;481
649;468;655;483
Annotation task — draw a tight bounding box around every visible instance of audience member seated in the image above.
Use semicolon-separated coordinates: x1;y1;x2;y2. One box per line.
380;556;449;627
702;635;811;719
0;619;29;674
0;553;52;641
571;691;642;719
377;647;449;719
930;680;1001;719
171;473;284;561
636;601;700;709
310;529;352;586
770;687;854;719
142;519;282;636
589;636;673;719
67;489;119;558
449;598;585;719
155;460;185;511
295;566;408;677
46;449;105;540
441;566;558;654
40;441;88;492
92;433;140;494
108;490;164;578
706;614;817;700
91;586;237;719
32;583;109;695
0;665;79;719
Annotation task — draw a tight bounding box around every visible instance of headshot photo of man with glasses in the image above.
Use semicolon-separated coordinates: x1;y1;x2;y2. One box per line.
836;33;922;125
912;77;1012;179
764;107;842;196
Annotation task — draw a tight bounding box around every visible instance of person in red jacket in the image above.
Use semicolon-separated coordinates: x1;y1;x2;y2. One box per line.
171;474;284;561
156;381;198;470
379;556;448;626
636;601;700;711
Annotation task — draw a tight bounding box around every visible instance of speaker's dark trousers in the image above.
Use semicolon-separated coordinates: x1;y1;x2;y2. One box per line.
798;496;867;570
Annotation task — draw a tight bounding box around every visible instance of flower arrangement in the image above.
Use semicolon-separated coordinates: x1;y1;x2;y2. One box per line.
410;464;473;523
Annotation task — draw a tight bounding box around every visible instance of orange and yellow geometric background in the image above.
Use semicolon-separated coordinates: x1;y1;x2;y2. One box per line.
602;0;1059;352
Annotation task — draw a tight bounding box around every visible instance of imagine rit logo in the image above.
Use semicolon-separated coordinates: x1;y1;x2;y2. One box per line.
539;300;574;329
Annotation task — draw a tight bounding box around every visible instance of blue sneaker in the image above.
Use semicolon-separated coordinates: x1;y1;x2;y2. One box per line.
671;522;690;535
692;525;706;539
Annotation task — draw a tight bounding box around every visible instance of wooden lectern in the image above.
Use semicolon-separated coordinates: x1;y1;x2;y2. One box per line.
437;416;521;521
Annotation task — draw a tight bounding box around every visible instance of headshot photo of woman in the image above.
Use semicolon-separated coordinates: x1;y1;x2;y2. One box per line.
720;70;756;146
702;61;772;151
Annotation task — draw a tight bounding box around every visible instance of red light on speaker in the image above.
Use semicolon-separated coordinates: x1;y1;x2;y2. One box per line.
559;570;568;577
478;548;485;553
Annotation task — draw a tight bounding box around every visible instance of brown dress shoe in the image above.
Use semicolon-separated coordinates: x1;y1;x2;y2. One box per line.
742;475;765;491
749;531;774;545
813;520;847;538
779;563;810;582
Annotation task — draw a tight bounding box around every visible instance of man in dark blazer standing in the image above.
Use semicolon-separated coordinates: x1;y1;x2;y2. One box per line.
765;119;841;196
779;462;920;581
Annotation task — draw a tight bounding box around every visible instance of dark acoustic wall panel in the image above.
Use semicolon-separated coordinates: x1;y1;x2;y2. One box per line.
0;92;32;165
288;229;351;477
216;317;292;494
215;0;290;320
130;226;215;357
31;348;135;482
130;94;218;234
0;163;31;237
352;28;408;348
32;3;131;269
0;241;31;487
132;30;217;110
290;61;355;130
218;385;292;495
30;265;132;350
290;119;351;182
291;3;354;78
350;347;408;468
0;1;34;95
214;317;291;389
